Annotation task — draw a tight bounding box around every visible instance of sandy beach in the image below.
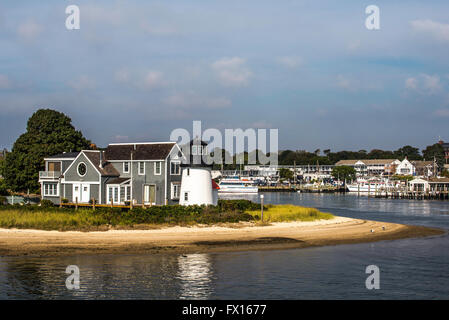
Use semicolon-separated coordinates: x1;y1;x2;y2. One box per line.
0;216;444;256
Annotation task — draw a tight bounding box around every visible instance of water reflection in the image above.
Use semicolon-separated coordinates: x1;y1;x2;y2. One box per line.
177;254;214;300
0;193;448;299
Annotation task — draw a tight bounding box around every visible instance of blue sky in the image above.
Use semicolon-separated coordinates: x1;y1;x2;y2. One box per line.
0;0;448;153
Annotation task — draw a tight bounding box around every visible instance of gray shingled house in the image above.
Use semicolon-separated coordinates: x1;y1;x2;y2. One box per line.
39;142;184;205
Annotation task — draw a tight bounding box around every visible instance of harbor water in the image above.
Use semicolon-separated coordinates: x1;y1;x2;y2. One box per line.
0;193;448;299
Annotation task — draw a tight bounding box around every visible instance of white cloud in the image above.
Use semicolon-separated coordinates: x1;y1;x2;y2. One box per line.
0;75;12;89
68;75;96;90
336;75;353;90
17;21;43;40
163;91;231;109
405;77;418;89
143;71;166;88
433;109;449;117
276;56;303;69
422;74;442;93
405;74;441;94
411;19;449;42
211;57;252;87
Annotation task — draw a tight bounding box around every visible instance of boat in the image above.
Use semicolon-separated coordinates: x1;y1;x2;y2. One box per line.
346;178;397;192
218;176;259;193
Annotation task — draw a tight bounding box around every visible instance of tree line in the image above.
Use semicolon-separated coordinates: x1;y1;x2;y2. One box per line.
0;108;446;193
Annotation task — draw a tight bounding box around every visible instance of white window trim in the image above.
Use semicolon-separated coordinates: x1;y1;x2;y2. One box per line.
77;162;87;177
123;162;130;173
43;182;59;197
171;182;180;199
138;161;145;175
170;161;181;175
154;161;162;175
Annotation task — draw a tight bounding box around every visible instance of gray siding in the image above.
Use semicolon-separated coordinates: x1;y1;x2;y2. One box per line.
130;160;166;205
64;153;101;182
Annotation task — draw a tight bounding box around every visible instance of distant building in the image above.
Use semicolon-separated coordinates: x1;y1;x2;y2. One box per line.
395;158;415;176
335;159;400;176
411;160;434;177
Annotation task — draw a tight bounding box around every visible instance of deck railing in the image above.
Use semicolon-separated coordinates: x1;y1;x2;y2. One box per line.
39;171;61;179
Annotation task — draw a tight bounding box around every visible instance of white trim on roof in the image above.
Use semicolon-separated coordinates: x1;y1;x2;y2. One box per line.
62;150;102;178
108;142;176;146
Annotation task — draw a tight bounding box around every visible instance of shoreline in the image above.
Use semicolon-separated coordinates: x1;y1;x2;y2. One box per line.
0;217;445;257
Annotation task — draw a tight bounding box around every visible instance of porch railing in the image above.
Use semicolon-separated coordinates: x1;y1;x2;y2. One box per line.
39;171;61;179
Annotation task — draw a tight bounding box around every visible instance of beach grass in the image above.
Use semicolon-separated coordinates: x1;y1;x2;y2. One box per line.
246;204;334;222
0;209;109;231
0;201;334;231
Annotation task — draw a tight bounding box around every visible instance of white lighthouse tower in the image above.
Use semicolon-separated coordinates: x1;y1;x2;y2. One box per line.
179;138;216;206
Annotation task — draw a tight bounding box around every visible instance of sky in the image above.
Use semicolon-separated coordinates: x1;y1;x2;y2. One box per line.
0;0;448;153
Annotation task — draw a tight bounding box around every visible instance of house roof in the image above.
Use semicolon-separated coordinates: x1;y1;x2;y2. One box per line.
429;177;449;183
104;142;176;160
46;152;80;159
335;159;399;166
335;160;360;166
362;159;398;165
411;161;434;167
83;150;120;177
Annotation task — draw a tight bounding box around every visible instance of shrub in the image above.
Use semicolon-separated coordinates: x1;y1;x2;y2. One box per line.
61;198;69;204
0;180;9;196
40;199;55;208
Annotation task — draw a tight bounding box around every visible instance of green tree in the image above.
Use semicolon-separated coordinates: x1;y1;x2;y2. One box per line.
1;109;92;192
331;166;356;186
422;143;445;170
394;145;422;160
279;168;293;182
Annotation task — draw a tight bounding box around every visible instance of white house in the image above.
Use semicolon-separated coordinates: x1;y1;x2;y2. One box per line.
409;178;430;192
395;158;416;176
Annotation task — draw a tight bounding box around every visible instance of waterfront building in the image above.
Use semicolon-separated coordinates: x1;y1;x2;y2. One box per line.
411;160;434;177
335;159;400;177
395;158;416;176
39;142;184;205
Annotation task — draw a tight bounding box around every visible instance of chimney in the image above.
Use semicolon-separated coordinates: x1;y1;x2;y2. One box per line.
99;151;104;169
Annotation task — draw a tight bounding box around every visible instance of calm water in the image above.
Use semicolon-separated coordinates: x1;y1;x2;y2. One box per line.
0;193;448;299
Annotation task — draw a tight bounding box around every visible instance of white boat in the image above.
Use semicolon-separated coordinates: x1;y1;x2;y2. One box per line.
218;177;258;193
347;179;397;192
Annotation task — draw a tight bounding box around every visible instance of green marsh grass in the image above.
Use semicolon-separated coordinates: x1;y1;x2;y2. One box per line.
246;204;334;222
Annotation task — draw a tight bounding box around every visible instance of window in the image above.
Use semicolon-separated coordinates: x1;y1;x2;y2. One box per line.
138;162;145;175
77;162;87;177
43;183;58;196
187;168;190;176
191;145;198;155
171;183;180;199
154;161;161;175
123;162;129;173
170;161;180;175
184;192;189;201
